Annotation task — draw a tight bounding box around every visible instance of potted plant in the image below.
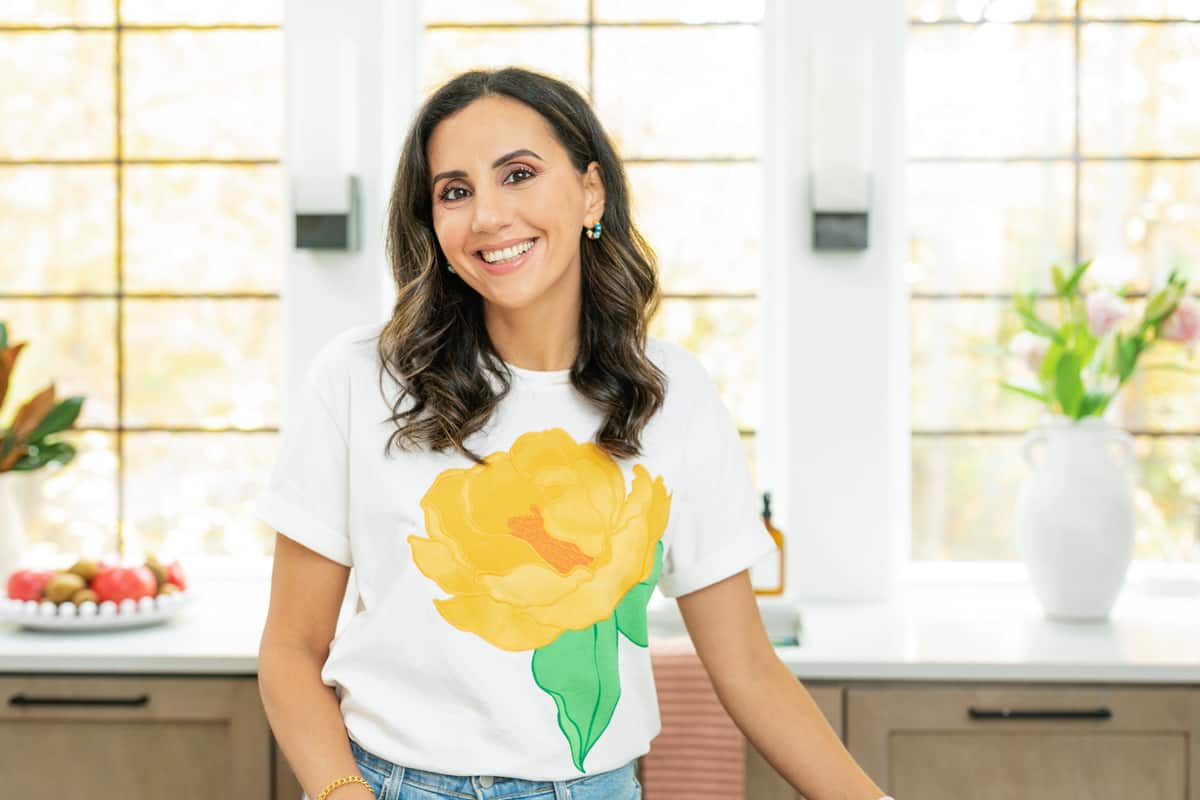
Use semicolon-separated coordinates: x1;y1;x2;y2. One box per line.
1001;261;1198;621
0;321;86;581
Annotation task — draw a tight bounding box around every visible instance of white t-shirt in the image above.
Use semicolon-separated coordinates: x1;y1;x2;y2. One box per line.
253;321;778;781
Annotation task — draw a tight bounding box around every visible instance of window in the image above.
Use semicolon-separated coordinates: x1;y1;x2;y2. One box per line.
420;0;767;488
0;1;285;561
907;0;1200;564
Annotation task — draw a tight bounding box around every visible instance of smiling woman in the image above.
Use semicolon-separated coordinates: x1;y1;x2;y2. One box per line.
254;66;889;800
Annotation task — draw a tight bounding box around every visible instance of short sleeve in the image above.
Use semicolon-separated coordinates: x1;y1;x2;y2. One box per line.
656;358;778;598
253;345;352;567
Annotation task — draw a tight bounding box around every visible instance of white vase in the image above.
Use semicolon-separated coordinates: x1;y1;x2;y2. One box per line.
1014;414;1136;622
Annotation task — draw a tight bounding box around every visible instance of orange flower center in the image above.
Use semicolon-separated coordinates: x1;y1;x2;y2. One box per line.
506;505;593;575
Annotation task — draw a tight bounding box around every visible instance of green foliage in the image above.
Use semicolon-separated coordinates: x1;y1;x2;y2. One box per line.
999;261;1195;421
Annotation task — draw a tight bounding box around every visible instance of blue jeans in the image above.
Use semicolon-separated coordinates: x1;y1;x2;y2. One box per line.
348;738;642;800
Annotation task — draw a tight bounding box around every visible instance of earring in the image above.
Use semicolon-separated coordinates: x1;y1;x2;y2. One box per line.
585;220;603;240
445;260;455;274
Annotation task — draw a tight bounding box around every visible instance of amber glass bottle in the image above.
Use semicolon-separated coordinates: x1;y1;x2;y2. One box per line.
754;491;785;596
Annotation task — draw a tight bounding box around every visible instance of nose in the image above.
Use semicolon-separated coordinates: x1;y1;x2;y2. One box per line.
470;182;512;234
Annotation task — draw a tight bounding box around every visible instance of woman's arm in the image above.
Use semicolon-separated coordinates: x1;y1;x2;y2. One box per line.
258;533;374;799
677;570;890;800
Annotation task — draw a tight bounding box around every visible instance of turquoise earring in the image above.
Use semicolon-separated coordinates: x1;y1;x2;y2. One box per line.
585;220;603;240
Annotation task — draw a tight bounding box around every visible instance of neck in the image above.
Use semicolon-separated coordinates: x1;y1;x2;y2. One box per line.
483;269;582;371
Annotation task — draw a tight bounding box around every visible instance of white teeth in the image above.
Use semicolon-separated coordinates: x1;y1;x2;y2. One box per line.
481;239;535;263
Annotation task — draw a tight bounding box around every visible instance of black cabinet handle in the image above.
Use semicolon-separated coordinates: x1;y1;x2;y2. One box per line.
968;706;1112;720
9;692;150;708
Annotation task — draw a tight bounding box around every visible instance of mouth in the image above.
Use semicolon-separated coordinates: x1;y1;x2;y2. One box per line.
473;237;539;275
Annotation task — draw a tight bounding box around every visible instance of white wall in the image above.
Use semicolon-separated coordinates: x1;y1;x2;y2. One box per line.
762;0;909;601
279;0;420;419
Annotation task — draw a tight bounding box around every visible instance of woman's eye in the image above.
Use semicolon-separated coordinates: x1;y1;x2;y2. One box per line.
505;167;534;184
440;186;466;202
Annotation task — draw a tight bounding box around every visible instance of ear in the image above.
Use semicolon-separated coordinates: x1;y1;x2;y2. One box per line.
582;161;606;224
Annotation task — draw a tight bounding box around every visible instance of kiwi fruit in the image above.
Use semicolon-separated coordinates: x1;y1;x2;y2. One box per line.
45;573;86;603
71;588;98;605
67;558;101;582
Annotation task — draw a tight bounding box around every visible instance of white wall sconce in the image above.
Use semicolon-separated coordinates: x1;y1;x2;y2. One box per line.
289;34;360;251
809;31;873;251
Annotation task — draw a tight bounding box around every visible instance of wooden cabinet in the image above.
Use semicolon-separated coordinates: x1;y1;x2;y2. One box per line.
745;683;844;800
0;675;271;799
846;684;1200;800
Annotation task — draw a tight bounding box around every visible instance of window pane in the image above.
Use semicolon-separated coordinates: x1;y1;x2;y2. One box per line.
1082;0;1200;18
0;299;117;427
907;25;1073;158
908;0;1074;20
649;297;760;429
594;0;764;22
0;31;115;159
910;299;1044;432
122;299;280;428
0;165;116;293
0;0;113;25
1108;337;1200;432
119;0;282;25
912;435;1026;560
1080;162;1200;293
1081;23;1200;156
121;30;283;159
740;432;757;491
627;163;761;294
593;26;762;159
908;162;1073;294
420;28;590;99
914;434;1200;562
422;0;588;24
122;165;284;293
12;431;118;563
124;431;279;558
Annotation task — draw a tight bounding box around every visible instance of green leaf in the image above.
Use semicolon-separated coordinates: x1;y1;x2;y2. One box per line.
1000;382;1049;403
24;396;83;443
0;321;7;348
11;440;76;471
532;614;621;773
1079;391;1108;417
1061;260;1092;296
1017;309;1065;344
614;539;663;647
1050;264;1067;295
1055;351;1084;417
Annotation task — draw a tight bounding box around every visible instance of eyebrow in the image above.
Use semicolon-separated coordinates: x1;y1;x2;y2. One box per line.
431;149;543;189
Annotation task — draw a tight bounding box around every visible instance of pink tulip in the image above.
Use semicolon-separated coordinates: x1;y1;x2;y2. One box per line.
1084;289;1131;337
1011;331;1049;375
1159;297;1200;347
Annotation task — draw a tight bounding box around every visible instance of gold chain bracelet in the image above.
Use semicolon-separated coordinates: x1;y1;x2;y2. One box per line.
316;775;374;800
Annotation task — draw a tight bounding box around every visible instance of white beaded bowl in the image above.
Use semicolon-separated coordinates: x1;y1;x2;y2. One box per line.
0;589;192;631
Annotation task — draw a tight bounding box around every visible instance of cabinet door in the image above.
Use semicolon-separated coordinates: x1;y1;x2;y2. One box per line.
746;683;843;800
846;685;1200;800
0;676;270;800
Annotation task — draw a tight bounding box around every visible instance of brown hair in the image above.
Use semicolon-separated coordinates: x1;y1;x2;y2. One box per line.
377;67;667;465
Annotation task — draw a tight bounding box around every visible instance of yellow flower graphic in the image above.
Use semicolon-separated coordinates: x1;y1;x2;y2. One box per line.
409;427;671;652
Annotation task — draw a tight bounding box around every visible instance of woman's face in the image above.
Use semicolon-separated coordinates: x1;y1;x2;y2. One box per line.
427;94;604;312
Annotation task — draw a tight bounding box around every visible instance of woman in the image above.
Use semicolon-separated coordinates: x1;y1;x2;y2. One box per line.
256;67;892;800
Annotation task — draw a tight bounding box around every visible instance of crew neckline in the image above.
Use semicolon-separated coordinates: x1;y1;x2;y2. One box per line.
502;359;572;387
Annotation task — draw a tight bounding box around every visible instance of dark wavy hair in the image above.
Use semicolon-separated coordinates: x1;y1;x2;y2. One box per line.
377;67;667;465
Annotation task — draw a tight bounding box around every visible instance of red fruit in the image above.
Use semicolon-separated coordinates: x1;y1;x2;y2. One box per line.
165;560;187;591
91;566;158;604
6;569;54;601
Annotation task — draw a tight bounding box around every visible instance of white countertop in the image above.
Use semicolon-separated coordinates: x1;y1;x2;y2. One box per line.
2;577;1199;683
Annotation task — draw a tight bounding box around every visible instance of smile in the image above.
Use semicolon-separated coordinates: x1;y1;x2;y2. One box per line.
478;238;536;263
474;238;539;275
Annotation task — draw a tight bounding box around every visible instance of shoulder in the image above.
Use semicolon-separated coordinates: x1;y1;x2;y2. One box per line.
645;335;716;394
307;320;386;387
